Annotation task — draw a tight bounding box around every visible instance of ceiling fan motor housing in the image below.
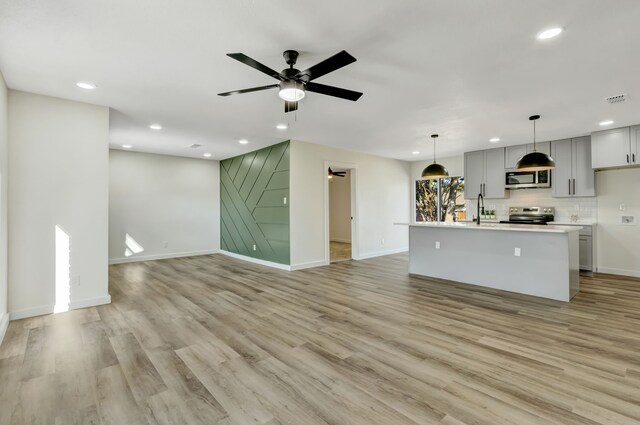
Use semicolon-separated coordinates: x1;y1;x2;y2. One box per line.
283;50;299;66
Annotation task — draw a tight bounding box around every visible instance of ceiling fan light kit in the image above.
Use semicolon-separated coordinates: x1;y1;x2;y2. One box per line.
278;80;305;102
421;134;449;179
219;49;363;113
516;115;556;171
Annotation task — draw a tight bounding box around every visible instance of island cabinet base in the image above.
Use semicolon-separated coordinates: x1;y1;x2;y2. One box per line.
409;225;580;302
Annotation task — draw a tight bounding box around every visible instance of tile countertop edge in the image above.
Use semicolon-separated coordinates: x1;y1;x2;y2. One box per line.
395;222;581;233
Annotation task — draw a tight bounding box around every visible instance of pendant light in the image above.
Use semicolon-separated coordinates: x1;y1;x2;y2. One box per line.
421;134;449;179
516;115;556;171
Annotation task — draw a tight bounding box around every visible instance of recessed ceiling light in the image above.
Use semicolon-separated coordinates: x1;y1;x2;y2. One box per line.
76;81;96;90
149;123;162;130
489;137;500;143
122;144;133;149
537;27;563;40
412;151;420;155
599;120;614;126
239;139;249;145
276;124;288;130
203;153;212;158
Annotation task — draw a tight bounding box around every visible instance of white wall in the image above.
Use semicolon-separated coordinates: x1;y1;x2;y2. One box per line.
411;155;465;180
0;72;8;340
595;168;640;277
8;91;110;319
329;170;351;243
290;140;411;268
109;150;220;263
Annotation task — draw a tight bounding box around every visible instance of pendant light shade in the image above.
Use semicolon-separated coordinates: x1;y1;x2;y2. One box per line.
421;134;449;179
516;115;556;171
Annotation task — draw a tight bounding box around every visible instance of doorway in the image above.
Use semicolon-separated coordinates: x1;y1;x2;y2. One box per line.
328;168;351;262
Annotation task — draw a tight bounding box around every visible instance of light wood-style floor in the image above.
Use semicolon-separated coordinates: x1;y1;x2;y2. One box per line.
2;254;640;425
330;241;351;263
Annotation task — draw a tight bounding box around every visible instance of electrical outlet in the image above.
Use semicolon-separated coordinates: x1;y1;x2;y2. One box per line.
514;247;521;257
162;241;168;248
253;244;257;251
72;275;80;286
381;238;385;245
621;215;636;225
283;197;287;205
435;241;440;249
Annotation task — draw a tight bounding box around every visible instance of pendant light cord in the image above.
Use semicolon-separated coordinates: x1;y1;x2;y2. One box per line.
433;136;436;164
533;119;536;152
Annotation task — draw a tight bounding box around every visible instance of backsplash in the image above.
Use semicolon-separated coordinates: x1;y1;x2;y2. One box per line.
465;188;597;222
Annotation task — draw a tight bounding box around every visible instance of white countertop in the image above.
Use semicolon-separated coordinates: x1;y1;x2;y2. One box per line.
398;222;581;233
460;219;595;226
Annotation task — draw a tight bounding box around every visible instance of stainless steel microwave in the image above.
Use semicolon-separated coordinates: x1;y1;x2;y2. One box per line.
505;170;551;189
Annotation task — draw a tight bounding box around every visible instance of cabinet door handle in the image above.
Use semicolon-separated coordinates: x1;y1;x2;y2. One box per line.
634;153;636;163
573;179;576;196
627;154;630;163
568;179;571;195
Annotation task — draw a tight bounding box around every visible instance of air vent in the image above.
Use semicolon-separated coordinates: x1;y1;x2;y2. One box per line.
189;144;202;148
605;94;627;104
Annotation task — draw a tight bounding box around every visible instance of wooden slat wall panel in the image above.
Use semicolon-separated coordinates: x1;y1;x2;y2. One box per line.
220;141;290;265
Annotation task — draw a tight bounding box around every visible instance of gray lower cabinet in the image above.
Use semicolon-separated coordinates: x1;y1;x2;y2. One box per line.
551;137;595;197
579;235;593;271
464;148;506;199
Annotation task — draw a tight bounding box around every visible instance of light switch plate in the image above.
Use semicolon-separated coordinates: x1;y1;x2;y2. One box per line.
514;247;521;257
435;241;440;249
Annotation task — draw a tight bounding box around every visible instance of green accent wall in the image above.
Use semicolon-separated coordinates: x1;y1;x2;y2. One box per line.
220;141;290;265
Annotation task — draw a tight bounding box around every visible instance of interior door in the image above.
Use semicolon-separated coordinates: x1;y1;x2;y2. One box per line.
483;148;506;199
464;150;485;200
551;139;572;197
572;137;595;197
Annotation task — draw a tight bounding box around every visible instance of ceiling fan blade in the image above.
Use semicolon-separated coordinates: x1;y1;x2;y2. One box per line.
284;100;298;113
218;84;279;96
227;53;284;80
296;50;357;81
306;82;363;101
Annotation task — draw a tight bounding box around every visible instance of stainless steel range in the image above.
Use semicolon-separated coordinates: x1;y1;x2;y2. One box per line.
499;206;555;225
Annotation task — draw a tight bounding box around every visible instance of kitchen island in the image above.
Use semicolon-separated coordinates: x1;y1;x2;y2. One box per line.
406;222;580;301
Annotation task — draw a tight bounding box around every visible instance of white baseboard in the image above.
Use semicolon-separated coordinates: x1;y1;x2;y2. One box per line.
330;238;352;244
220;250;291;271
69;295;111;310
290;260;330;270
596;266;640;278
10;294;112;320
0;312;10;347
355;247;408;260
109;249;219;265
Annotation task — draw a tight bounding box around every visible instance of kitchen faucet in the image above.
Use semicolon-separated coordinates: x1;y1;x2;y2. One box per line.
476;192;485;225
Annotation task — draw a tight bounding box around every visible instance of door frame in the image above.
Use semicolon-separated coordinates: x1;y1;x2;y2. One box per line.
324;160;358;263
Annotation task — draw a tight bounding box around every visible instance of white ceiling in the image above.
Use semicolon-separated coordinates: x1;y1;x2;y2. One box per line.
1;1;640;161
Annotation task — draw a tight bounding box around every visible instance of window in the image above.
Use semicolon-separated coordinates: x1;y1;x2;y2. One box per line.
416;176;466;222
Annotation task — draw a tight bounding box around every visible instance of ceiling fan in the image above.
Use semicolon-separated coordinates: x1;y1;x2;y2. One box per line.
218;50;363;113
328;167;347;178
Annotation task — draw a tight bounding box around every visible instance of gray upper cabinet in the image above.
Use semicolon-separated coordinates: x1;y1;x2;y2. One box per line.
464;148;506;199
551;139;572;197
505;142;550;169
464;150;485;199
504;145;526;169
632;125;640;165
591;127;633;169
551;137;595;197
